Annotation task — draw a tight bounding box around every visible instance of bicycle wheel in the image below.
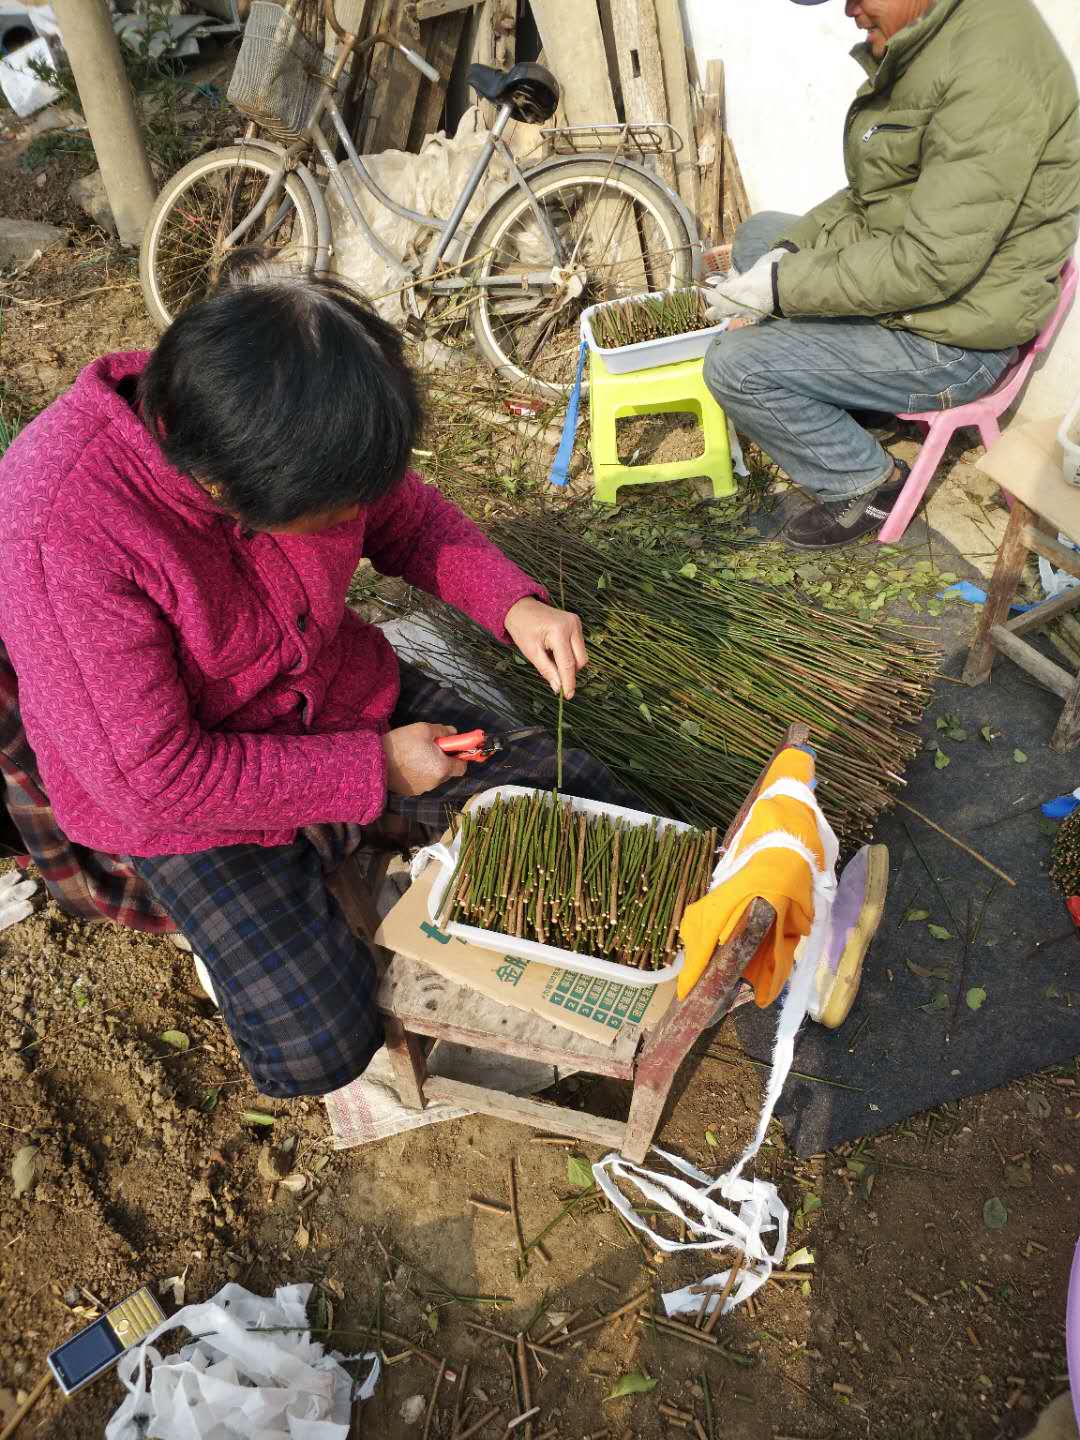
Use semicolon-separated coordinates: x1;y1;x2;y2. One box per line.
140;145;320;330
466;158;695;396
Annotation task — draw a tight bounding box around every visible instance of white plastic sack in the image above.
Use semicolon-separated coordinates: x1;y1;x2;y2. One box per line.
0;868;37;932
0;35;59;118
1039;532;1080;600
106;1283;379;1440
327;107;516;321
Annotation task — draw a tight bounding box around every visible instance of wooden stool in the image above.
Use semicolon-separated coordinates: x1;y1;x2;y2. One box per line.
352;730;808;1164
964;418;1080;751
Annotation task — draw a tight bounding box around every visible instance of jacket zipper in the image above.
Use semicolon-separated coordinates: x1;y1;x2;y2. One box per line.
862;123;914;142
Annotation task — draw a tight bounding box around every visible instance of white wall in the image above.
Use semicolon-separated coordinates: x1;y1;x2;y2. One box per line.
684;0;1080;419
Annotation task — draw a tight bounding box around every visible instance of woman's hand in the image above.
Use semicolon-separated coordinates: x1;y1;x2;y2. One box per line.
382;723;467;797
504;597;588;698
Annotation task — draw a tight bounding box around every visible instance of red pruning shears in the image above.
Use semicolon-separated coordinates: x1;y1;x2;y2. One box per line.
435;726;545;764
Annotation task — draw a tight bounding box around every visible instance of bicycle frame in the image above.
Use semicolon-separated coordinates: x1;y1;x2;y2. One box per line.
223;0;697;298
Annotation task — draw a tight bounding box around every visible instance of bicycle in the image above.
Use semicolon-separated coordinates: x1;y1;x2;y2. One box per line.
138;0;699;394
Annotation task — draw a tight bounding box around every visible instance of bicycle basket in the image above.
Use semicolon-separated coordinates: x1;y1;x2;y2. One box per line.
227;0;333;143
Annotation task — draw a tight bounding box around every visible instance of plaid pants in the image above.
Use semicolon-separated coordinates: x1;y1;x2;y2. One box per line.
133;662;639;1099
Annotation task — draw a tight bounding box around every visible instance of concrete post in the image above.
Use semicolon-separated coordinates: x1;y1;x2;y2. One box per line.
49;0;157;245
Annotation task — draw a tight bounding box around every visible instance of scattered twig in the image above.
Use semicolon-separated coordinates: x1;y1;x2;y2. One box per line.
509;1159;528;1273
507;1406;540;1432
896;801;1016;887
550;1290;651;1347
455;1406;501;1440
468;1196;512;1217
421;1358;446;1440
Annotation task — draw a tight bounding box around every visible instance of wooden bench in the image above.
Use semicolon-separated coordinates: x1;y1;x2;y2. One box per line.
334;726;804;1163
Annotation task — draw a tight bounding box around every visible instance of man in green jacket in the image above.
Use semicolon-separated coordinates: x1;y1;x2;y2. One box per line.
703;0;1080;550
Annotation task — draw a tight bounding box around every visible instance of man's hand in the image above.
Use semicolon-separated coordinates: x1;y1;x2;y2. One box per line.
703;248;788;323
505;596;588;698
382;723;467;797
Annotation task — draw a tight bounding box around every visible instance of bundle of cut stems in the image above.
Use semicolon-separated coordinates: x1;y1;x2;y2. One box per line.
442;794;714;970
590;288;712;349
405;519;938;844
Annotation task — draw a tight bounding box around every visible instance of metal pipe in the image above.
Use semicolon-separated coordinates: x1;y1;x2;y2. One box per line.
427;103;514;272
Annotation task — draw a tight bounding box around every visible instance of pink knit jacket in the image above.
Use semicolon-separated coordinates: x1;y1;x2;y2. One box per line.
0;352;544;856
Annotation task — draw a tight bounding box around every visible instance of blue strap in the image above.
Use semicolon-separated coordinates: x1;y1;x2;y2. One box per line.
548;336;588;488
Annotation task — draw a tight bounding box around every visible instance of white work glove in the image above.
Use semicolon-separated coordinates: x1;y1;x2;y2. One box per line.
703;248;789;323
0;868;36;933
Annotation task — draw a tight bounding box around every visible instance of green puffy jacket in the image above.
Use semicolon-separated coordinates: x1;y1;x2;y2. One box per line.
777;0;1080;350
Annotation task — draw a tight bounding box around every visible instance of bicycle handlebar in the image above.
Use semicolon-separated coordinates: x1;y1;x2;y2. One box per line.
321;0;441;82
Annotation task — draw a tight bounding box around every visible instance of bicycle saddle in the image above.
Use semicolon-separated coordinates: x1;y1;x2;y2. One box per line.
466;62;560;124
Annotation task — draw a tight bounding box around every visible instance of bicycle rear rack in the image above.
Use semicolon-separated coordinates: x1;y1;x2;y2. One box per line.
540;122;683;159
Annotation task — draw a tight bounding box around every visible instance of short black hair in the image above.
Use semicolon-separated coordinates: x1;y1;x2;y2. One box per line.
139;272;422;528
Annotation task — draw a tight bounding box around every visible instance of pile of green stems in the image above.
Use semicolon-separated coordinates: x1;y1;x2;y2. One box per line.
408;520;939;844
590;288;711;349
442;793;716;970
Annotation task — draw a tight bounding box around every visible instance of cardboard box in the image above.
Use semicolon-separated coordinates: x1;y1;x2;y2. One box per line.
376;858;675;1044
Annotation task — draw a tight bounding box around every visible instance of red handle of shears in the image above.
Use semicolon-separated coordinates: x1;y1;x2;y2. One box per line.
435;729;489;763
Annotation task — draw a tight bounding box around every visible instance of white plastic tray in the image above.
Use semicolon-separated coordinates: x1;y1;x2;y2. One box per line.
422;785;694;988
581;290;730;375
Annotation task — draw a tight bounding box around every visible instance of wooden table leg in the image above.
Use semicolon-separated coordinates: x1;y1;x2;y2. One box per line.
382;1013;428;1111
962;500;1033;686
1051;667;1080;750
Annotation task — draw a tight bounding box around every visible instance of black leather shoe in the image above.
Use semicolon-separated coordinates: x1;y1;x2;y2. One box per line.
781;461;911;552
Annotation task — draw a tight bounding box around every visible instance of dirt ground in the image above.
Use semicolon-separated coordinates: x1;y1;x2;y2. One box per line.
1;95;1078;1440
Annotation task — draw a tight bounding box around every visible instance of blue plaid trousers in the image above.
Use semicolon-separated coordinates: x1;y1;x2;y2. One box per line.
133;661;638;1099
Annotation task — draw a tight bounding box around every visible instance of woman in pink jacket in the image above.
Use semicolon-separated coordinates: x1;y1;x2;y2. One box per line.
0;274;631;1098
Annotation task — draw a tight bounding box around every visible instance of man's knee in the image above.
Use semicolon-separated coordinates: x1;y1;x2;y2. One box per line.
704;327;768;404
251;1014;386;1099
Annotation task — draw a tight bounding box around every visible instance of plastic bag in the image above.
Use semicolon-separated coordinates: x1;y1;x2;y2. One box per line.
0;36;60;118
106;1282;379;1440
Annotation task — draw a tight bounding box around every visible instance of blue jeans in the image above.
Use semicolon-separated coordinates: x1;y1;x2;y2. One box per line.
703;212;1017;502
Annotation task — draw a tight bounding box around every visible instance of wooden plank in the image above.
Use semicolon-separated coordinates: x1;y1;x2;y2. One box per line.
1025;526;1080;582
407;9;468;148
623;900;775;1164
1051;669;1080;750
722;133;751;236
609;0;676;191
529;0;617;127
368;2;426;154
417;0;480;21
421;1076;629;1148
378;954;641;1079
1005;581;1080;637
990;624;1075;699
962;500;1032;686
653;0;698;214
382;1013;429;1109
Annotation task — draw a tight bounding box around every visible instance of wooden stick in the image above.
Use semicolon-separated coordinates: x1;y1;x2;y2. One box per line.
462;1319;559;1359
550;1290;651;1347
639;1313;720;1350
456;1407;501;1440
659;1403;694;1424
452;1360;471;1439
469;1196;512;1217
516;1333;534;1440
508;1159;528;1271
704;1254;743;1334
534;1308;585;1346
507;1408;540;1432
895;801;1017;887
0;1372;52;1440
421;1358;447;1440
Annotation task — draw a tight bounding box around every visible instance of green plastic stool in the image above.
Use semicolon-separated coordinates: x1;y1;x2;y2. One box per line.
588;349;736;505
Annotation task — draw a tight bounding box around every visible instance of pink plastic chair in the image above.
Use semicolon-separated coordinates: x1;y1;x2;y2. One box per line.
876;258;1078;544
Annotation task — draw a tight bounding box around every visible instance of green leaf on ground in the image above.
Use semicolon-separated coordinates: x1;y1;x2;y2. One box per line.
946;727;968;743
981;724;995;743
934;749;950;769
240;1109;276;1127
983;1196;1008;1230
160;1030;189;1051
705;1130;720;1148
200;1088;220;1113
927;924;952;941
1013;749;1028;764
605;1370;657;1401
566;1154;594;1190
928;991;950;1011
966;986;988;1011
786;1246;815;1269
679;563;698;580
639;702;653;724
905;908;930;923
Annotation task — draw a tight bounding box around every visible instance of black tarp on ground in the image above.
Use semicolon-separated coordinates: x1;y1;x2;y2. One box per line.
732;604;1080;1158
